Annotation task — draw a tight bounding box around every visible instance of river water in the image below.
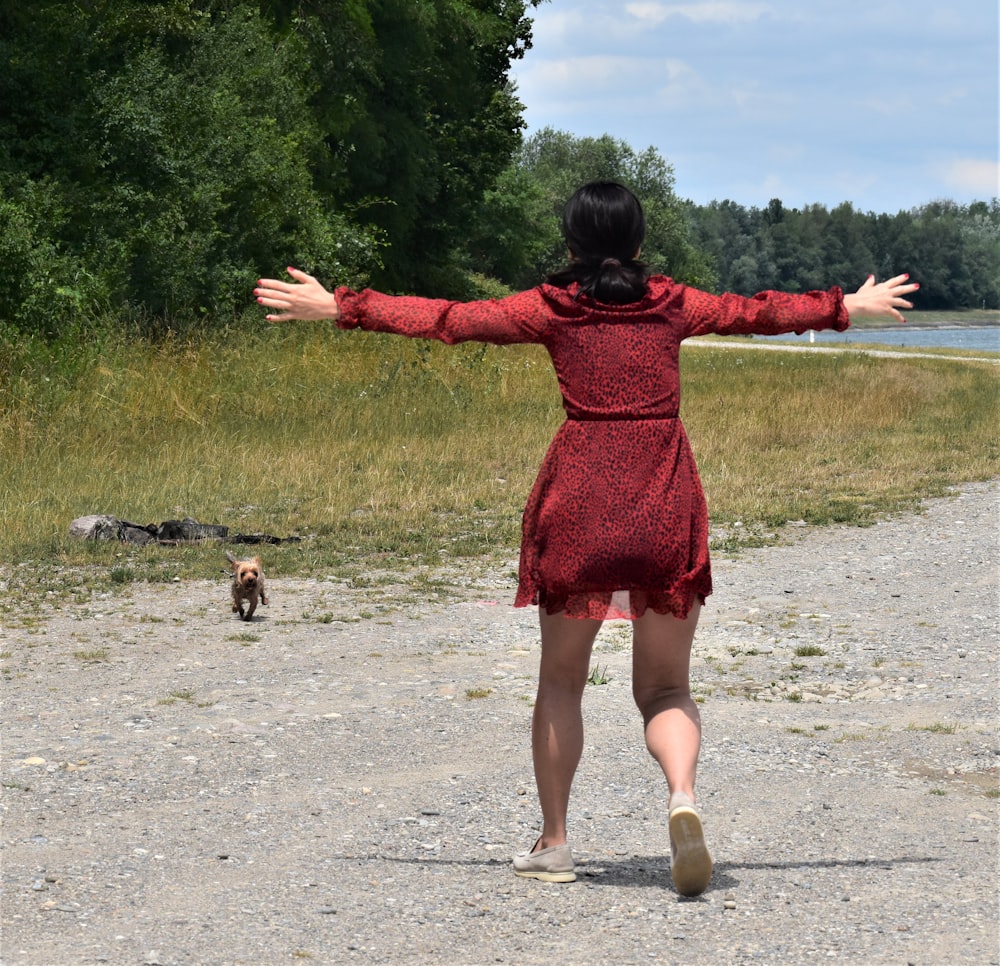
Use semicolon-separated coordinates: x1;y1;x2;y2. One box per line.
756;326;1000;353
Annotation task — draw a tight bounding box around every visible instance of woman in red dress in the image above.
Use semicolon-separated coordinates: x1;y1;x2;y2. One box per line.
255;182;916;895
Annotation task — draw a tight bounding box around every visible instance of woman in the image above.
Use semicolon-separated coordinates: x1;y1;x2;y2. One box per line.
255;181;916;895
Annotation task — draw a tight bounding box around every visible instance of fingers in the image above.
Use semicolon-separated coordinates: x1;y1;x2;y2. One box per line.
873;273;919;295
883;273;912;288
254;267;310;315
254;287;293;309
253;266;338;322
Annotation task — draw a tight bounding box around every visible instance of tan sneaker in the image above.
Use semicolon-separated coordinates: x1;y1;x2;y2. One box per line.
669;804;713;897
512;842;577;883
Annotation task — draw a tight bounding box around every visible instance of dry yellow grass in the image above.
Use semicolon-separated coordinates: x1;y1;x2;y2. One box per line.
1;321;997;581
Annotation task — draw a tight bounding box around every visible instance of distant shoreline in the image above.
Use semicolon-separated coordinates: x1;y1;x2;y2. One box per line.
852;320;1000;330
849;309;1000;329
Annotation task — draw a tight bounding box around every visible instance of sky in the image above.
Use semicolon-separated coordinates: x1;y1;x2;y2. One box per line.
511;0;999;213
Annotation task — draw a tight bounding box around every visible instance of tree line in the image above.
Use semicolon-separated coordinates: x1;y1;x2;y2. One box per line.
1;1;996;339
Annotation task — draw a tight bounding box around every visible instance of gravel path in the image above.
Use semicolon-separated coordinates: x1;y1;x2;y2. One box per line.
2;482;997;966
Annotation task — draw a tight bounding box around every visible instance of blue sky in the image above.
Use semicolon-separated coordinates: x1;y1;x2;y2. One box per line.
511;1;999;213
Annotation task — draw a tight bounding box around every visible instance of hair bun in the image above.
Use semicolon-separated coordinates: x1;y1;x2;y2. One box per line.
600;257;622;270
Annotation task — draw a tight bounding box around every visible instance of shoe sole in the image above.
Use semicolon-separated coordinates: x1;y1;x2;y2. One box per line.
669;806;713;897
513;868;577;883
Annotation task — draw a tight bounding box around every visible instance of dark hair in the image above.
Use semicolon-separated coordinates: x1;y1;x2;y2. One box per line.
546;181;649;304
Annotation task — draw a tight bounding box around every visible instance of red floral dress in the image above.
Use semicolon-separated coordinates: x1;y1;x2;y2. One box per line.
336;276;848;620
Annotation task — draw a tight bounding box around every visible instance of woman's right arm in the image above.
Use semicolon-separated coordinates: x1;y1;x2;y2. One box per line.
678;274;918;338
255;267;341;321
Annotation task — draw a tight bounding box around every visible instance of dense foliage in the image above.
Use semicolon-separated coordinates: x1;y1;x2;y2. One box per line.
468;127;715;291
0;1;995;338
685;198;1000;310
0;0;540;333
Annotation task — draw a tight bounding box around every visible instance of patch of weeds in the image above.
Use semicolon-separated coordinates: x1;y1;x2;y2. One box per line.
794;645;826;657
465;687;493;700
785;691;803;702
906;722;958;734
984;789;1000;799
73;648;110;663
813;724;830;731
368;651;383;658
872;657;886;668
228;632;260;645
109;566;135;585
834;732;868;743
598;625;631;653
786;727;808;735
789;661;807;671
158;688;196;705
313;612;359;624
928;788;947;796
587;664;610;686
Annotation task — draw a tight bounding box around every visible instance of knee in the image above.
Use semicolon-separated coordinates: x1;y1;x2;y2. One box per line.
539;669;588;701
632;682;693;725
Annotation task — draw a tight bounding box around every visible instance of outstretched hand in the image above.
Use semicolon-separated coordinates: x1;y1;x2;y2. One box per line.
254;267;340;322
843;274;919;323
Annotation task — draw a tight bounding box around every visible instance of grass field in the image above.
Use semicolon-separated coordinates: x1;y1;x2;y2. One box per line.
2;316;997;595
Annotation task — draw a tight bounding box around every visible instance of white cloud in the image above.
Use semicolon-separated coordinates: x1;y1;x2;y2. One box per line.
525;54;655;90
625;1;773;25
518;0;997;209
940;159;1000;197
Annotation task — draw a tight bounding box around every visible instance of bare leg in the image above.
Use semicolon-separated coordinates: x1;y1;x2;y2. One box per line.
530;609;602;850
631;603;712;896
631;604;702;801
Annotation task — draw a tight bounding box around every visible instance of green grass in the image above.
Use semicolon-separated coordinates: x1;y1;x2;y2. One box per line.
1;316;997;592
587;664;611;686
849;308;1000;327
906;721;959;734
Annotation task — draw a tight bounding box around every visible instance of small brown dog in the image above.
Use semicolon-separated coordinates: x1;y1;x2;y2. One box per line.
225;552;268;620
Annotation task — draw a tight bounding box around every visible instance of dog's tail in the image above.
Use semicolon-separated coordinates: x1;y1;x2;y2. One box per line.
225;551;237;566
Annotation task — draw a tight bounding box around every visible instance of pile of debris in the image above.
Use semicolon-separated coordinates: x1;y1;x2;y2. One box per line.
68;515;299;546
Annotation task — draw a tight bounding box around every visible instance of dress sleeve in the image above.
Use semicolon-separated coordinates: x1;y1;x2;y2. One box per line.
333;287;547;345
677;285;850;338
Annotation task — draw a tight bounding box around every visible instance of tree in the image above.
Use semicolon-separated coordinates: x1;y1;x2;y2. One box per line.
471;128;713;291
292;0;543;295
0;0;542;331
0;0;382;333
